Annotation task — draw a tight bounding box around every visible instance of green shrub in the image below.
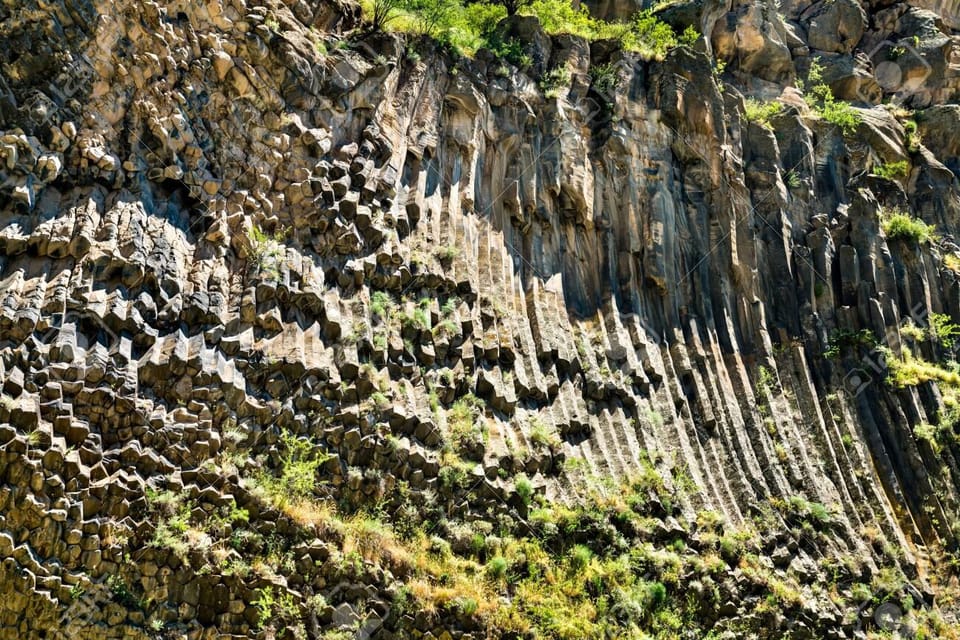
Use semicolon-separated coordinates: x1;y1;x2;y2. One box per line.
629;10;678;59
900;320;926;342
881;210;937;244
528;418;559;448
456;596;479;615
803;60;861;134
540;64;572;98
873;160;910;179
743;98;783;129
589;62;620;97
405;0;460;37
435;245;460;261
816;94;861;133
884;347;960;388
823;328;877;359
529;0;618;40
645;581;668;609
370;291;392;320
679;25;699;46
914;422;943;454
441;296;460;316
904;119;922;151
487;36;531;67
515;474;534;505
929;313;960;348
257;431;331;504
107;576;144;610
368;0;683;61
401;307;431;331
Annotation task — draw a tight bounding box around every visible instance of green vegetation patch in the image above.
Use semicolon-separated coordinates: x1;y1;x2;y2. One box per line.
881;210;938;244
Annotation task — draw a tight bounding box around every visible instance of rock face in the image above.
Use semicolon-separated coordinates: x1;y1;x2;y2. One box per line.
0;0;958;638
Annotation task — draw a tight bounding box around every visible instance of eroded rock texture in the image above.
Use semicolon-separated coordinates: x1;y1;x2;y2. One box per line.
0;0;959;638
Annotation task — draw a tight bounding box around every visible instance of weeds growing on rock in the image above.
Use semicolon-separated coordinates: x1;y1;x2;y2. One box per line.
743;98;783;129
802;60;861;134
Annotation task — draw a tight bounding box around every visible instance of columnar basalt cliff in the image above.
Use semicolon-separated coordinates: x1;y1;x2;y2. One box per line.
0;0;959;638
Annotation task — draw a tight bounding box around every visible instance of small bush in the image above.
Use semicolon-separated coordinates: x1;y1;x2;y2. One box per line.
456;596;479;615
540;64;572;98
435;245;460;261
823;328;877;359
873;160;910;179
804;60;861;134
816;94;861;134
253;587;275;629
882;210;937;244
629;11;678;59
515;474;534;505
743;98;783;129
904;119;922;152
914;422;943;454
528;418;559;448
944;253;960;273
679;25;699;46
646;581;668;609
929;313;960;349
900;320;926;342
370;291;393;320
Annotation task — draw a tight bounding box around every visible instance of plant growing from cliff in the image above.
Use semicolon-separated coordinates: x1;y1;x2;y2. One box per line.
405;0;460;37
803;60;861;134
904;119;922;152
900;320;927;343
107;575;145;610
515;474;534;505
883;347;960;388
401;306;431;331
367;0;405;31
679;25;700;46
248;224;285;277
256;431;332;506
785;170;801;189
873;160;910;180
69;583;86;601
589;63;620;101
930;313;960;349
944;253;960;274
743;98;783;129
529;0;616;41
447;393;486;456
540;64;572;98
436;244;460;261
370;290;393;321
630;10;678;59
441;296;460;316
824;329;877;359
528;417;559;449
252;587;277;629
755;365;776;396
914;421;946;454
881;210;937;244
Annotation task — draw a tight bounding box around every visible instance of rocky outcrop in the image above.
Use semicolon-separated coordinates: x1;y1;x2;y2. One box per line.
0;0;959;638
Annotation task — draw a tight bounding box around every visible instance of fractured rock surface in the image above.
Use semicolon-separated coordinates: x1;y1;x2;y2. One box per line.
0;0;958;637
